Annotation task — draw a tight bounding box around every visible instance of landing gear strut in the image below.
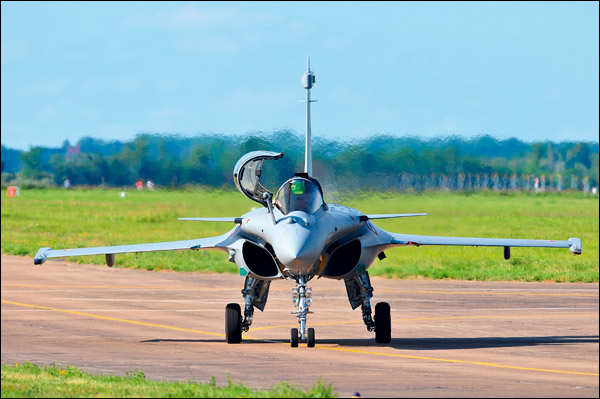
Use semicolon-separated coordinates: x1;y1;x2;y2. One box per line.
290;275;316;347
344;270;392;343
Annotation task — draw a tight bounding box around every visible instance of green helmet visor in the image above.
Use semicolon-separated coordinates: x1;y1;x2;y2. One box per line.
291;180;306;195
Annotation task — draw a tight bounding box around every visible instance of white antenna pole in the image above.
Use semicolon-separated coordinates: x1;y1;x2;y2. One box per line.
301;56;316;176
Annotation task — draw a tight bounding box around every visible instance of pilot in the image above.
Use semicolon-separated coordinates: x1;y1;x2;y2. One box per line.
289;179;311;213
275;177;324;215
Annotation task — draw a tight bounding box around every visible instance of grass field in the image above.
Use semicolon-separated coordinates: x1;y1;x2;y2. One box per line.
1;187;598;282
0;362;335;398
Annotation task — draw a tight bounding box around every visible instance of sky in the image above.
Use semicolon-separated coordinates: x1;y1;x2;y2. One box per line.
1;1;598;150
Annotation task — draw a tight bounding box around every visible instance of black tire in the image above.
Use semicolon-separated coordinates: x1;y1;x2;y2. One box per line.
291;328;299;347
307;327;315;347
375;302;391;343
225;303;242;344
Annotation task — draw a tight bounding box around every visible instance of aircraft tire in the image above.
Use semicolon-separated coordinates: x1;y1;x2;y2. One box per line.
291;328;299;347
225;303;242;344
307;327;315;347
375;302;392;343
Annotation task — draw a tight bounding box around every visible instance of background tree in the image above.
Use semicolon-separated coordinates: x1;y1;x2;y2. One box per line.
3;133;597;190
19;146;45;179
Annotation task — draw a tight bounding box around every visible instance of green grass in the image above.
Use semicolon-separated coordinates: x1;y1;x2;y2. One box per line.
0;362;335;398
345;190;599;282
1;188;598;282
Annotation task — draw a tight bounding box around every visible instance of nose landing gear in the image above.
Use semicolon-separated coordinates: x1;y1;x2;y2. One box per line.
290;275;316;347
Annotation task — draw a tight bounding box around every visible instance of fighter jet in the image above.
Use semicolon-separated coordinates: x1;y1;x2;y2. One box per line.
34;59;582;347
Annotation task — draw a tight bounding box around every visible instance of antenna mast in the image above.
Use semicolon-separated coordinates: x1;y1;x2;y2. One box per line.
301;56;317;176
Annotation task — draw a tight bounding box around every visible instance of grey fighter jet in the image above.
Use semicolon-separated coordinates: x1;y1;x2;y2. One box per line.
34;60;582;347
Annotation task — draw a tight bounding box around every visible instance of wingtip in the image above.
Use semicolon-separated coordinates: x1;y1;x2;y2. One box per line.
34;247;50;265
568;238;582;255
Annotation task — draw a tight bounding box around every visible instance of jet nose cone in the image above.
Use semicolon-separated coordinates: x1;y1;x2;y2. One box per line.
279;242;317;268
273;224;321;273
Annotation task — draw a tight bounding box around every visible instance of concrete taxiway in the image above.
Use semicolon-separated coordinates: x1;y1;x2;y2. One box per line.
2;254;598;397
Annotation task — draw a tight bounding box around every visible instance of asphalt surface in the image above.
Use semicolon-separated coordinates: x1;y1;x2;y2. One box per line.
1;254;598;397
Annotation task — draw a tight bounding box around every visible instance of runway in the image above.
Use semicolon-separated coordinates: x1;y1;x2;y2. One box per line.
1;254;598;397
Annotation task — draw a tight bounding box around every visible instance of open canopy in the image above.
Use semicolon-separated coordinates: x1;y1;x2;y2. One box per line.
233;151;283;206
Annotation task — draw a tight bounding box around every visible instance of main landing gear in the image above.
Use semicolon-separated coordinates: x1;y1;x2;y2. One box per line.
344;270;392;343
225;276;270;344
225;303;242;344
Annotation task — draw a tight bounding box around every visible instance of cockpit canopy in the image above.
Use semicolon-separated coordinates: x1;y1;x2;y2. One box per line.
275;177;324;215
233;151;283;207
233;151;325;214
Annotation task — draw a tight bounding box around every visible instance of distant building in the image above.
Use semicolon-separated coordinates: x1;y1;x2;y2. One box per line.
65;142;81;161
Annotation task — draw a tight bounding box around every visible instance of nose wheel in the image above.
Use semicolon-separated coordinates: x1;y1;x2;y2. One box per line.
290;327;315;347
290;275;316;347
307;327;315;347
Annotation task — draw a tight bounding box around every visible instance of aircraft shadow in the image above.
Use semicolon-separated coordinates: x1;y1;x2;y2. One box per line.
141;338;276;345
141;335;598;350
327;335;600;350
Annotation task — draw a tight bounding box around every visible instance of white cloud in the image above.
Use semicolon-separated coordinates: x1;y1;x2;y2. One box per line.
164;5;237;30
180;34;239;53
124;4;272;55
126;4;269;31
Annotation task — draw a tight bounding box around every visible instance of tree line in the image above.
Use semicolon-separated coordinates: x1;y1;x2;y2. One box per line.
1;131;598;193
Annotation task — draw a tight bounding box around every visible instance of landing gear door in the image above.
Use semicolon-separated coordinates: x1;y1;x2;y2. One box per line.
233;151;284;207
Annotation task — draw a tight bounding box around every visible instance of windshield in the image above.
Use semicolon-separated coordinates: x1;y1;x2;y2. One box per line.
274;178;324;215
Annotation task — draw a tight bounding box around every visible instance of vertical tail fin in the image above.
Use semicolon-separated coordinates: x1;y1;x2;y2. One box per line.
301;56;316;176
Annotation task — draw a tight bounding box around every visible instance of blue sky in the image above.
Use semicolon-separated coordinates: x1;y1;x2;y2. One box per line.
1;1;598;150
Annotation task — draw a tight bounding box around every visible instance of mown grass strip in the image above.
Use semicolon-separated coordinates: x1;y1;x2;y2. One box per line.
2;188;598;282
0;362;336;398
